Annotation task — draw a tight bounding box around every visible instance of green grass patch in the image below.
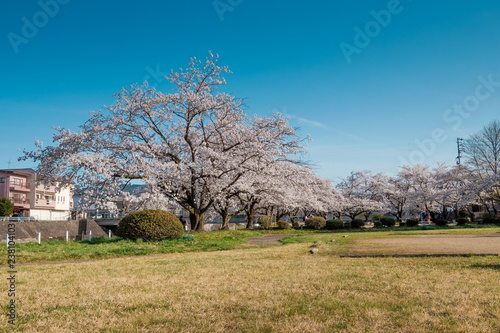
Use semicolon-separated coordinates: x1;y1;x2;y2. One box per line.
0;230;267;264
2;227;499;265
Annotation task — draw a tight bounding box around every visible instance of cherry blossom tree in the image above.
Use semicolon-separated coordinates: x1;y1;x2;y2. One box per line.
372;172;409;220
21;53;304;231
335;170;384;221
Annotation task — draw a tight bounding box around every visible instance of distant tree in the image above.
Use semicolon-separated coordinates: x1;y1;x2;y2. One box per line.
464;120;500;214
464;120;500;177
336;171;384;221
0;198;14;217
373;171;411;220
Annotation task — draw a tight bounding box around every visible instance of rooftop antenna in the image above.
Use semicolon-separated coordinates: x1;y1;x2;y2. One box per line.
6;159;11;169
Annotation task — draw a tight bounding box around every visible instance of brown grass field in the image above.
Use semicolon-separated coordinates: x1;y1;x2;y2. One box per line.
1;229;500;332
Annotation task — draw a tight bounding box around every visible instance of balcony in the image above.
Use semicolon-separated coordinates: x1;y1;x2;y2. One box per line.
35;199;55;209
10;182;31;193
9;197;30;209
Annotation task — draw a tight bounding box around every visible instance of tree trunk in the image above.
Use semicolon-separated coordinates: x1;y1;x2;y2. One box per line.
246;208;255;229
189;211;205;232
221;212;231;230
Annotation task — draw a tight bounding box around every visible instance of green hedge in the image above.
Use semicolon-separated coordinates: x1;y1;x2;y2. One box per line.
434;219;448;226
380;217;396;227
305;216;326;230
325;219;344;230
117;210;183;240
406;219;419;227
482;215;500;224
351;219;365;228
276;220;291;229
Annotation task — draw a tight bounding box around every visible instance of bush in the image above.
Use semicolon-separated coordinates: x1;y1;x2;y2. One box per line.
434;219;448;226
406;218;419;227
0;197;14;217
259;215;273;230
276;220;291;229
117;210;183;241
325;219;344;230
351;219;365;228
373;221;383;227
177;234;195;241
380;217;396;227
305;216;326;230
456;217;470;225
482;215;500;224
371;213;383;222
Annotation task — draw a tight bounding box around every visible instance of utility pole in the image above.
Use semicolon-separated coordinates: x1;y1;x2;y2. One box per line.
455;138;465;221
456;138;464;166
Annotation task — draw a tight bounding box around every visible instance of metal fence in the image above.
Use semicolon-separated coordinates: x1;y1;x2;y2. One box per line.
0;217;36;222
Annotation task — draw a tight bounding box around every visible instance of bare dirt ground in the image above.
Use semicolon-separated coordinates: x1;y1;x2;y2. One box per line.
348;234;500;254
247;234;288;245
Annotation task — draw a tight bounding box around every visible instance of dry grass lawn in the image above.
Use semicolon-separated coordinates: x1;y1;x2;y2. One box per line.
346;234;500;255
2;230;500;332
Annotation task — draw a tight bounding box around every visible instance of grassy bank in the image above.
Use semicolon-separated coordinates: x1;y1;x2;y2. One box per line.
0;229;317;265
2;238;499;332
1;226;498;265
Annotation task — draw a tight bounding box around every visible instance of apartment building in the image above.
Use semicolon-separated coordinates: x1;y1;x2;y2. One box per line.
0;169;73;220
0;169;32;216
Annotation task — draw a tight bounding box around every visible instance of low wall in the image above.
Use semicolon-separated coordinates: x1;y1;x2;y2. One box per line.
0;220;107;242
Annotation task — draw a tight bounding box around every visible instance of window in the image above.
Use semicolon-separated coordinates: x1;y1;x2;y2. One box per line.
12;178;25;186
0;177;4;183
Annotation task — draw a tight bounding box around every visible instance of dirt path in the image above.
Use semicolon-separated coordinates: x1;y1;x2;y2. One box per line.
247;234;288;245
349;234;500;254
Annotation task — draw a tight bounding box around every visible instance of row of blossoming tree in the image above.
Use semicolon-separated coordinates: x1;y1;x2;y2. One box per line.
21;54;500;230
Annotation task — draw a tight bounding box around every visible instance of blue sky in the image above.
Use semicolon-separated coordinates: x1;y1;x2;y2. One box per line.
1;0;500;183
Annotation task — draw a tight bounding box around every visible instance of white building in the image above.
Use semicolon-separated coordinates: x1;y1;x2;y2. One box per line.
1;169;74;220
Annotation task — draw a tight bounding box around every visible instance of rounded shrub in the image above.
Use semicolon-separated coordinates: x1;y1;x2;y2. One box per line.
351;219;365;228
380;217;396;227
325;219;344;230
276;220;291;229
373;221;383;227
305;216;326;230
117;210;183;241
456;217;470;225
371;213;383;222
434;219;448;226
482;215;500;224
259;215;273;230
406;218;419;227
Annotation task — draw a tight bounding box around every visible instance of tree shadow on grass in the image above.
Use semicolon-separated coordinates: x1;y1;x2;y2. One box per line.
470;264;500;270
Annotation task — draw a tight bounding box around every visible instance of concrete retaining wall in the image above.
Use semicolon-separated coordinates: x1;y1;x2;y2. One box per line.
0;220;107;242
